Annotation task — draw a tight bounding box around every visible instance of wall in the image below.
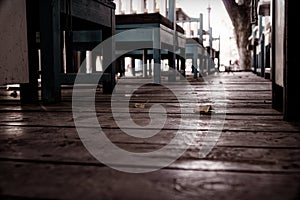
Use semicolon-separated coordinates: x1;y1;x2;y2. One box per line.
0;0;29;85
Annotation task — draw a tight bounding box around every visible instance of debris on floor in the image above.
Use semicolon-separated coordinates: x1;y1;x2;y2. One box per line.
193;105;213;114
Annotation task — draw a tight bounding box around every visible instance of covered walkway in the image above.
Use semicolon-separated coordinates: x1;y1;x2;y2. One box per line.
0;72;300;200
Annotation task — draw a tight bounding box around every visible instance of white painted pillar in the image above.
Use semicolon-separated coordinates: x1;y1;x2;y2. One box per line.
160;0;167;17
133;0;145;14
147;0;155;13
86;51;92;74
114;0;121;14
125;0;132;14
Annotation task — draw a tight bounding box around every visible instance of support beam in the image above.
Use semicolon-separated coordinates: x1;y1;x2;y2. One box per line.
39;0;61;103
147;0;155;13
283;0;300;121
193;47;198;79
143;49;148;78
168;51;176;82
20;0;39;104
153;49;161;84
134;0;145;14
160;0;167;17
125;0;132;14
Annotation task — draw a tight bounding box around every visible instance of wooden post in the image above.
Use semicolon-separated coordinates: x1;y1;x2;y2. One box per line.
168;0;176;82
20;0;39;104
283;0;299;121
115;0;121;14
199;48;204;76
180;57;186;79
39;0;61;103
132;58;136;76
168;51;176;81
102;10;116;94
135;0;145;14
153;49;161;84
271;0;283;111
160;0;167;17
193;46;198;79
147;0;155;13
125;0;132;14
143;49;148;78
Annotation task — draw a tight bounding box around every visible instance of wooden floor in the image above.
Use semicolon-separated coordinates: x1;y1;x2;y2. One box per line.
1;72;300;200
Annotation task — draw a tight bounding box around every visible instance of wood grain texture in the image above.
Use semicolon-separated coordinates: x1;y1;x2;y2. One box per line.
0;72;300;199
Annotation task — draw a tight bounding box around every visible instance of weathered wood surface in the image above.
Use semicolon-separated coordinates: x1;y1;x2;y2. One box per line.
0;72;300;199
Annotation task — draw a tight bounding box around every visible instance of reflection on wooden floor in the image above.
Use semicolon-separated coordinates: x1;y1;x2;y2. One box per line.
0;72;300;200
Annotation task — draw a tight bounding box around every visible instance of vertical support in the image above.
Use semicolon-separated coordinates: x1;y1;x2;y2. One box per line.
135;0;145;14
147;0;155;13
252;24;257;73
102;10;116;94
284;0;299;121
168;0;176;82
86;51;92;74
125;0;132;14
258;15;263;76
73;51;81;72
39;0;61;103
131;58;136;76
153;49;161;84
180;56;186;79
187;22;191;37
115;0;121;14
198;13;203;40
168;0;175;23
79;51;87;73
160;0;167;17
271;0;282;111
218;35;220;70
260;34;265;77
199;48;204;76
209;27;213;49
65;31;74;73
176;56;180;71
149;59;153;77
168;51;176;81
193;46;198;79
20;0;39;104
143;49;148;78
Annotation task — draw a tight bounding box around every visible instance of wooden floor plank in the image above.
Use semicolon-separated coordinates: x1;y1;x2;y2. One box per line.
1;72;300;199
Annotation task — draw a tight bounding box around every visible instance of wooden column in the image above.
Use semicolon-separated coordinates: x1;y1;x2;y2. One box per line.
193;46;198;79
102;10;116;94
115;0;121;14
125;0;132;14
147;0;155;13
271;0;283;111
199;48;204;76
20;0;39;104
160;0;167;17
168;51;176;81
39;0;61;103
143;49;148;78
153;49;161;84
283;0;299;121
135;0;145;14
198;14;203;40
